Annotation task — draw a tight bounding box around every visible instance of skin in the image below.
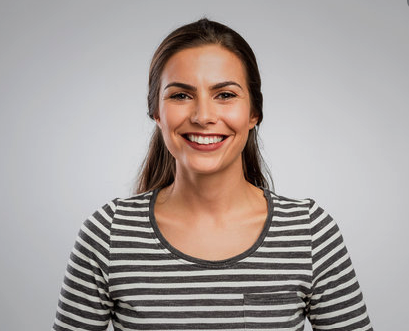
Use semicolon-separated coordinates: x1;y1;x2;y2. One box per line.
153;44;268;260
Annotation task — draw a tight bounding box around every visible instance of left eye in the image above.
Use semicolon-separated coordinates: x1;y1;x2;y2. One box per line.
217;92;236;99
170;92;236;100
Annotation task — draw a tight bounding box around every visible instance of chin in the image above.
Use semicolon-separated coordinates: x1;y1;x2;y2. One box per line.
189;165;222;175
180;160;225;175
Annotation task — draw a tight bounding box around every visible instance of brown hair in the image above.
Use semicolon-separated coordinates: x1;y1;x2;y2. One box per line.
133;17;274;194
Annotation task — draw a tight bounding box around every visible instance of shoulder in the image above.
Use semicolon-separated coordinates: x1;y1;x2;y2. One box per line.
84;190;154;227
114;190;155;213
262;188;331;226
263;189;343;252
263;187;312;210
117;190;154;204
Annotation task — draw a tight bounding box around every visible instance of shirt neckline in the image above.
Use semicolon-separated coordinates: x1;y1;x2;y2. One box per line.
148;185;274;268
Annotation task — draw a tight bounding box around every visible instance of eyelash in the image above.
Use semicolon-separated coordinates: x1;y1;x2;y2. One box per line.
170;92;236;100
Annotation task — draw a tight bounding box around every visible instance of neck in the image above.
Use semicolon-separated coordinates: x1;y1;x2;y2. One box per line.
157;157;263;222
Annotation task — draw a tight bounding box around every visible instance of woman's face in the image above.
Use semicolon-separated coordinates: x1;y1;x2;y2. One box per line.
155;44;258;177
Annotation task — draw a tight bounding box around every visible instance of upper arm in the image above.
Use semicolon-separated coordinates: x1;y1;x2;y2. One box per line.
307;199;373;331
52;198;118;331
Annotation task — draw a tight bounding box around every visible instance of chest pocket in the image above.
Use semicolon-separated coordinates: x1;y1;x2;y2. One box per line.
243;292;306;330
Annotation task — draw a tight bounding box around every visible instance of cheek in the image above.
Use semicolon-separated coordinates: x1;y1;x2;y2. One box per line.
160;106;186;137
223;106;252;132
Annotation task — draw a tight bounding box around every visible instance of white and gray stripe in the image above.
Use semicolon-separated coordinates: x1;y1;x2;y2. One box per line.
52;187;373;330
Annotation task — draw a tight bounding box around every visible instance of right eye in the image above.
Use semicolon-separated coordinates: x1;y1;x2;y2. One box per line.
170;93;191;100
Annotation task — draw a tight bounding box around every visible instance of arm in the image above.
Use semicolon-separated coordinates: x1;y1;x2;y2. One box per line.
306;199;373;331
52;199;118;331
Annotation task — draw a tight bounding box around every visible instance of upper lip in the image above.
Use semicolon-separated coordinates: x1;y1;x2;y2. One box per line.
182;132;227;137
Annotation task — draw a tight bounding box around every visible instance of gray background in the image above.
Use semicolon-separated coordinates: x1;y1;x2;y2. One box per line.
1;0;408;330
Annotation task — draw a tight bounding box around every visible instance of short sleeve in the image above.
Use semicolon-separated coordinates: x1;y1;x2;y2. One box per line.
306;199;373;331
52;199;118;331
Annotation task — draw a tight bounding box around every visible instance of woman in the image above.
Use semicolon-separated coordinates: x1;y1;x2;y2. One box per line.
52;18;373;331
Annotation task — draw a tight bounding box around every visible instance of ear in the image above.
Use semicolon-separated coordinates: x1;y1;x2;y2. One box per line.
248;113;259;130
153;111;162;130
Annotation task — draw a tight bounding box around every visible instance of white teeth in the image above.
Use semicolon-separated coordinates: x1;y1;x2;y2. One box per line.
187;134;224;145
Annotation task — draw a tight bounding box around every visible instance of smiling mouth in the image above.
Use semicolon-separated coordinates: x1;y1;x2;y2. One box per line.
182;134;228;145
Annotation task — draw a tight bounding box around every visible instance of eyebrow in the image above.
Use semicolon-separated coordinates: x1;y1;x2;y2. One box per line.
164;81;243;92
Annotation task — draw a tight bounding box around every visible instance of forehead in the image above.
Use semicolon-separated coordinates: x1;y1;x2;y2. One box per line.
161;45;247;87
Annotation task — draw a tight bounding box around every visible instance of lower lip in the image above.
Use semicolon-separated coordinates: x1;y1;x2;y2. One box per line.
183;136;228;151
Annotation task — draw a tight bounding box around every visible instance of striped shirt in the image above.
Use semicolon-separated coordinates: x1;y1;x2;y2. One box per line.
52;187;373;331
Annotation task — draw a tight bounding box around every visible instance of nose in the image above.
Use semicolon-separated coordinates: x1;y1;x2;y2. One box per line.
190;96;218;126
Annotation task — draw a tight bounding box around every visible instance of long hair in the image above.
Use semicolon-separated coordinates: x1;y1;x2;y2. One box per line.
133;17;274;194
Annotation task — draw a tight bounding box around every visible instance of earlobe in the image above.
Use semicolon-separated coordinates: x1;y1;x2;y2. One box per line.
154;113;162;130
249;115;259;130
